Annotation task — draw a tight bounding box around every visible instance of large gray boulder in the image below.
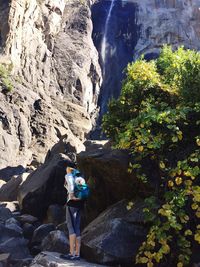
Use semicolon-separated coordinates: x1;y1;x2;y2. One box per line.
0;175;22;201
46;204;65;226
18;154;73;219
81;199;147;266
77;148;151;223
0;223;31;262
0;237;31;260
0;224;22;242
32;224;55;245
0;207;12;223
30;251;108;267
41;230;69;254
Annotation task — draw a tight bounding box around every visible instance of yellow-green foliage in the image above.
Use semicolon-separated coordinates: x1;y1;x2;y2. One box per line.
0;64;13;92
102;46;200;266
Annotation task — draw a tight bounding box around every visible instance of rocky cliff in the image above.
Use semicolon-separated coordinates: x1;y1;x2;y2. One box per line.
0;0;102;174
1;0;200;173
92;0;200;115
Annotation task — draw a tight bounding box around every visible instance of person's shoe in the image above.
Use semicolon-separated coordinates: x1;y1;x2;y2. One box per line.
74;255;81;260
60;253;75;260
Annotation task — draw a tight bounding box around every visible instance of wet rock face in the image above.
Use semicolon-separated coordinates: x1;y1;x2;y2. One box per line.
92;0;200;115
92;0;139;115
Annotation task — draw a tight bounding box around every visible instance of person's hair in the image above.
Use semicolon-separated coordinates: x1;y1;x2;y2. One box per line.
66;167;74;173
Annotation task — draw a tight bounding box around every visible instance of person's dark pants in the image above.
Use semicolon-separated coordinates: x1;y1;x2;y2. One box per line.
66;206;81;237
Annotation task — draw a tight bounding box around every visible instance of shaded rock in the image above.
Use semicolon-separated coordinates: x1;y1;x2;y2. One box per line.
45;135;85;163
30;246;41;257
0;201;19;212
32;224;55;245
0;175;22;201
92;0;138;116
22;223;35;241
16;214;38;225
0;166;26;183
77;148;150;223
11;257;33;267
0;224;22;242
46;204;65;226
0;237;30;260
82;199;147;266
0;253;10;267
56;222;68;237
12;211;21;218
41;230;69;254
5;217;20;226
5;218;23;235
0;207;12;223
18;154;73;219
30;251;108;267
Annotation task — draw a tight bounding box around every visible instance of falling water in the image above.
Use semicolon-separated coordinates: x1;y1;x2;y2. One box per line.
100;0;115;75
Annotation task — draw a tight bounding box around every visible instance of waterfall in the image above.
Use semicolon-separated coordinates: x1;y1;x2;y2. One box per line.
100;0;115;75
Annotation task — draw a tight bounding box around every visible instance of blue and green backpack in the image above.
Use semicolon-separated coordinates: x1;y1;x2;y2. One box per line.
72;169;90;200
74;183;90;200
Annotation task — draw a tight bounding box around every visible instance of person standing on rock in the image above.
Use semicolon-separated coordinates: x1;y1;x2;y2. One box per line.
61;167;84;260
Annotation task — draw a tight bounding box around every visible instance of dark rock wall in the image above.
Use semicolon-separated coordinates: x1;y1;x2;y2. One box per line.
92;0;139;116
92;0;200;119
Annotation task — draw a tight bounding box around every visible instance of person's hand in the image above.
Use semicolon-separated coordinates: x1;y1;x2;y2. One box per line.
69;193;80;201
72;196;81;201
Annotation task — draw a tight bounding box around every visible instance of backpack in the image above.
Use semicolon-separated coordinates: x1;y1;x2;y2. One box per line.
74;182;90;200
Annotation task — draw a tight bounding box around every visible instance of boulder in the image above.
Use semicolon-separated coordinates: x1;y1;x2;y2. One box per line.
5;217;20;227
32;224;55;245
18;154;73;219
0;175;22;201
5;218;23;235
46;204;65;226
81;199;147;266
45;135;85;163
22;223;35;241
77;148;150;223
0;237;31;260
0;207;12;223
41;230;69;254
0;253;10;267
56;222;68;237
0;166;26;183
16;214;39;225
30;251;108;267
0;224;22;243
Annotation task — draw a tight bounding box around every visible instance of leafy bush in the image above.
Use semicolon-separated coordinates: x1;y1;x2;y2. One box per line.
102;46;200;267
0;64;13;92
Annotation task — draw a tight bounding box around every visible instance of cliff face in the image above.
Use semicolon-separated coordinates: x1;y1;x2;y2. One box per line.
92;0;200;115
0;0;102;172
133;0;200;59
1;0;200;173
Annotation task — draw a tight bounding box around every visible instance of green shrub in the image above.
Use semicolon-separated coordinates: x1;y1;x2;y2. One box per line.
0;64;13;92
102;46;200;267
